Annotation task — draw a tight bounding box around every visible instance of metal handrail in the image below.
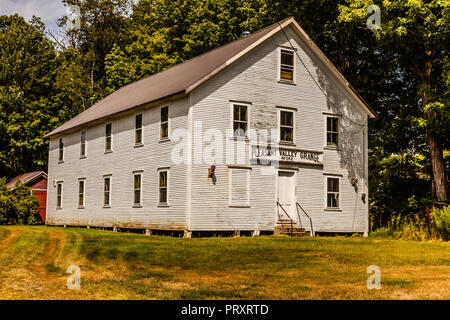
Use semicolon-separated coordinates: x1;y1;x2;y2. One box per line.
276;201;294;236
296;202;314;237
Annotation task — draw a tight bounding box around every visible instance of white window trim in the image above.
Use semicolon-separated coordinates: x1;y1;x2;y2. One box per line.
324;175;341;211
58;138;64;163
103;175;112;208
229;102;251;139
105;122;113;153
132;171;143;207
158;168;169;206
277;107;296;144
324;114;340;150
277;47;296;84
134;113;144;146
56;181;63;209
78;178;86;209
159;106;170;141
80;130;87;158
228;167;251;207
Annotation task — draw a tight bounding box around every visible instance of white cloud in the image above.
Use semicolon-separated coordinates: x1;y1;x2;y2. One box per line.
0;0;67;32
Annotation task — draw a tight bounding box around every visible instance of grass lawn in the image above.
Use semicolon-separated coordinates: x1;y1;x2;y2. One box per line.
0;225;449;300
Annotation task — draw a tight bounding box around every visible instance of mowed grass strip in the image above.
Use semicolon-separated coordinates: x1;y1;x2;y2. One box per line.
0;225;449;299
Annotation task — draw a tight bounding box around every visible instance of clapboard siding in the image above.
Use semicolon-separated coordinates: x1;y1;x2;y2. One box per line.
188;25;368;233
47;23;369;234
46;97;190;229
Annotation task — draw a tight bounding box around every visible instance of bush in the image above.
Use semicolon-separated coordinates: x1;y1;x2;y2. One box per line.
0;178;41;225
370;227;395;238
431;206;450;241
393;216;430;241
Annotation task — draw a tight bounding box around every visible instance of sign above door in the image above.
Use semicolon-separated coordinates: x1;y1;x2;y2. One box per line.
250;145;323;166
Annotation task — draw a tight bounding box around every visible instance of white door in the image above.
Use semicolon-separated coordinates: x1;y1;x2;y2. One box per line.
277;171;295;220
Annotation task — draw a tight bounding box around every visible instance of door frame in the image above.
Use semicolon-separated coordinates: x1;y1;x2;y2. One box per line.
276;169;297;221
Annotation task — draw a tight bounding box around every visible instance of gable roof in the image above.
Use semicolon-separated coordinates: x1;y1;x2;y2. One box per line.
6;171;47;190
45;17;375;138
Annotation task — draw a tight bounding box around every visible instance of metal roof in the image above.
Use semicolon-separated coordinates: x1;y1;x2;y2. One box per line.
45;17;375;138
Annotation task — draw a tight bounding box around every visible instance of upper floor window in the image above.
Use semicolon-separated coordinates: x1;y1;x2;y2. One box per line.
58;138;64;162
160;106;169;139
105;123;112;152
279;49;294;82
133;172;142;206
104;176;111;207
232;104;248;137
280;110;294;142
56;182;63;208
326;117;339;147
135;114;143;145
80;131;86;157
326;177;340;209
78;179;85;208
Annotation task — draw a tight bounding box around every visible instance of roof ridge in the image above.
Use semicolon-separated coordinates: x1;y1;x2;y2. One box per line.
111;17;292;93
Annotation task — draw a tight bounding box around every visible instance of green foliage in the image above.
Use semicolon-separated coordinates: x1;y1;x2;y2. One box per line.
369;227;394;238
0;179;40;225
431;206;450;241
0;15;58;177
0;178;14;225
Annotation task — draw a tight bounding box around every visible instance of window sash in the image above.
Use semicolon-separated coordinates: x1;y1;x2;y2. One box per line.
59;139;64;161
160;107;169;139
80;131;86;156
135;115;143;144
280;50;294;81
326;178;340;208
327;117;338;146
280;110;294;142
133;174;142;205
105;124;112;151
78;180;85;207
57;183;62;208
233;105;248;137
104;177;111;206
159;171;168;203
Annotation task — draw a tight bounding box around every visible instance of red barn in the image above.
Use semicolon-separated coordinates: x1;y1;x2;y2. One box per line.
6;171;48;223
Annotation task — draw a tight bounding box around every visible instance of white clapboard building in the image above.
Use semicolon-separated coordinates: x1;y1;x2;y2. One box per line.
45;17;376;237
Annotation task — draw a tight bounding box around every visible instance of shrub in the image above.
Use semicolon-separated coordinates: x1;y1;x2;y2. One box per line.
431;206;450;241
0;178;15;224
370;227;394;238
0;178;41;225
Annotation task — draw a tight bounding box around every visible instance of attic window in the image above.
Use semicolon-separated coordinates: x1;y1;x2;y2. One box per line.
279;49;294;82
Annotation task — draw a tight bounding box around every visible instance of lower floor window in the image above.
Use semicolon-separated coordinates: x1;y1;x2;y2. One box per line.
104;176;111;206
159;170;168;204
327;177;340;208
56;182;63;208
78;179;85;207
229;167;250;206
133;173;142;205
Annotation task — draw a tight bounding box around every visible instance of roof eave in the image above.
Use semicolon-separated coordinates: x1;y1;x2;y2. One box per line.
44;90;187;139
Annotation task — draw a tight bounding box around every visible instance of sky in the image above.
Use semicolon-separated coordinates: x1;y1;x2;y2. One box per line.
0;0;68;34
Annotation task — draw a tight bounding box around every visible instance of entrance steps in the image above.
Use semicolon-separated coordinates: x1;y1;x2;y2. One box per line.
274;219;308;237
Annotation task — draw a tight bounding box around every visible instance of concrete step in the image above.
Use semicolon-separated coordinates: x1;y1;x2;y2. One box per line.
275;226;305;233
274;226;307;235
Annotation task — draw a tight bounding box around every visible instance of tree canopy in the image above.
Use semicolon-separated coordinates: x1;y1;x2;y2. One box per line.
0;0;448;229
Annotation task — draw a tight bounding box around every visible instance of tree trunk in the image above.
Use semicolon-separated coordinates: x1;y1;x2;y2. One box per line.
426;128;449;201
421;58;449;202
